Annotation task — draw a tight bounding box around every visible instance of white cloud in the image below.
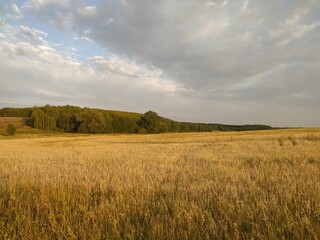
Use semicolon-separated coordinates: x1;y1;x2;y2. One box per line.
11;3;21;15
0;2;23;20
19;25;48;44
292;21;320;38
26;0;71;10
185;17;229;43
80;36;92;42
77;6;97;18
1;0;320;126
242;0;249;10
89;55;183;92
0;23;187;115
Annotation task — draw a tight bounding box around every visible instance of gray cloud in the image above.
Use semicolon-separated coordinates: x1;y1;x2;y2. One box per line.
26;1;320;86
0;0;319;127
0;23;186;117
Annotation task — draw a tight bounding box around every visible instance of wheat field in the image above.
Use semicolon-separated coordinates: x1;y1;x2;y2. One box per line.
1;129;320;239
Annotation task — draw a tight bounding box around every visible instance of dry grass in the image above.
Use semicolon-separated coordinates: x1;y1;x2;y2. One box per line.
0;117;27;129
1;129;320;239
0;117;33;137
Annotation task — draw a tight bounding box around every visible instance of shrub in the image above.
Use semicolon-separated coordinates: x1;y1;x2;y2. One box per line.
5;123;16;136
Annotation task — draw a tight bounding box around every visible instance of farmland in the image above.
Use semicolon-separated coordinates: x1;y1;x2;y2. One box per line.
0;117;27;129
1;129;320;239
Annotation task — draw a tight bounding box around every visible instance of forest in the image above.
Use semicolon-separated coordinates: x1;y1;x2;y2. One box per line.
0;105;272;134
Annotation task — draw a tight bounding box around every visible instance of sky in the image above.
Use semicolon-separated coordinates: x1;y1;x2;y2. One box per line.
0;0;319;127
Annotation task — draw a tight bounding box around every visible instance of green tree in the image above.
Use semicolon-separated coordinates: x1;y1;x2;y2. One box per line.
57;111;70;132
137;111;162;133
29;108;56;130
181;123;190;132
103;112;113;133
5;123;16;136
76;109;106;133
30;109;41;129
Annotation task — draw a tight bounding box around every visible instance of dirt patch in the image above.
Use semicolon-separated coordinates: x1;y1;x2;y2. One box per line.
0;117;28;129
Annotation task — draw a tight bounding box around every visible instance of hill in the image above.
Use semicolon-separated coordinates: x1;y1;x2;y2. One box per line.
0;105;273;134
0;117;27;129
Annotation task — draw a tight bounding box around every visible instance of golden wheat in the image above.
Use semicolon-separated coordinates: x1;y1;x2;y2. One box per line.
1;129;320;239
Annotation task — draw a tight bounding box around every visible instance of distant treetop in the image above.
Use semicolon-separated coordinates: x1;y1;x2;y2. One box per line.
0;105;273;134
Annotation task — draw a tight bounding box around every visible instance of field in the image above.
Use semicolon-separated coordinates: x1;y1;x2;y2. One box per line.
0;117;71;138
0;117;27;129
1;129;320;239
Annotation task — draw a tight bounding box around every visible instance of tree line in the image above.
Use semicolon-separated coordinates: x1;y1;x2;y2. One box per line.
0;105;272;134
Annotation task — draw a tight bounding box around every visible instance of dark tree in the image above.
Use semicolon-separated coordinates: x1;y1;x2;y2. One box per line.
1;105;273;134
57;111;70;132
103;112;113;133
137;111;162;133
76;109;106;133
5;123;16;136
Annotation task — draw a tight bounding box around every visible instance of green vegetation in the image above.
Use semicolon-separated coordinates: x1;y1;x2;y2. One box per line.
76;109;106;134
137;111;164;133
5;123;16;136
29;108;56;130
0;105;273;134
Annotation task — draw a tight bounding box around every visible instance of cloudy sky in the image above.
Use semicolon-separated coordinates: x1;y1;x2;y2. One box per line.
0;0;319;127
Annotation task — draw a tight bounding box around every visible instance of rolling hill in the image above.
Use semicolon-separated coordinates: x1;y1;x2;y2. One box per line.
0;117;27;129
0;105;273;134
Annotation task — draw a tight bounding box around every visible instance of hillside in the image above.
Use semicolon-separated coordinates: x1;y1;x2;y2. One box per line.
0;105;273;134
0;117;27;129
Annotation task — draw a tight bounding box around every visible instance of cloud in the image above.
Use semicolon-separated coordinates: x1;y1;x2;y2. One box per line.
24;1;319;84
0;1;23;20
0;23;187;116
88;55;182;92
11;3;21;15
19;25;48;44
1;0;319;127
77;5;97;18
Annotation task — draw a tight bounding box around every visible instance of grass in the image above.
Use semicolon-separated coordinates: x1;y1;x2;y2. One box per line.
0;117;27;129
0;129;320;239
